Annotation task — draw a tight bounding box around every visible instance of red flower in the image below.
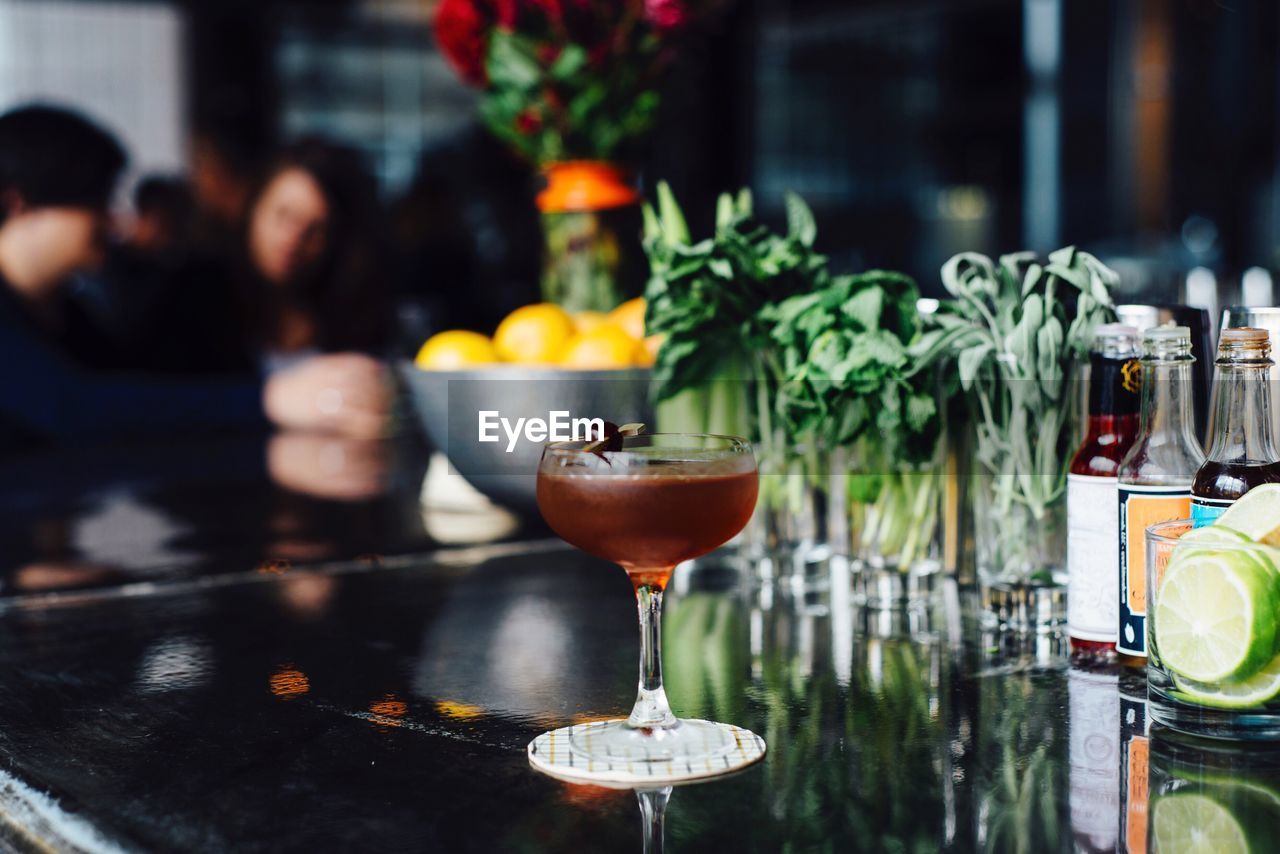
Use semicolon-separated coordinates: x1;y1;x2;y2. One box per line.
531;0;564;21
515;108;543;135
434;0;490;86
644;0;688;31
494;0;519;28
537;43;563;66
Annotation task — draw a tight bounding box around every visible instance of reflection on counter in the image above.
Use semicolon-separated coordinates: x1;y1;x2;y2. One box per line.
663;557;960;849
1148;727;1280;853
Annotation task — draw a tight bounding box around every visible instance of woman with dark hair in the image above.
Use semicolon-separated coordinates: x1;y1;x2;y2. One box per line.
133;138;394;376
0;106;390;444
238;139;391;365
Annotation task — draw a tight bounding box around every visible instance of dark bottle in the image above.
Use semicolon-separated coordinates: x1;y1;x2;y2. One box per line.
1191;327;1280;526
1068;324;1141;661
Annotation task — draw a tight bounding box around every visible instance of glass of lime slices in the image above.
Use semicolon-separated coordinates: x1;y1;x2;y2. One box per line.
1147;487;1280;739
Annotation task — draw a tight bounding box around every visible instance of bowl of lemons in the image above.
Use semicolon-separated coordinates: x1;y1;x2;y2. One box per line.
400;298;657;511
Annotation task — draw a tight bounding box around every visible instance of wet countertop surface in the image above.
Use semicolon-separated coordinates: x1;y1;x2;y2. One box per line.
2;437;1279;852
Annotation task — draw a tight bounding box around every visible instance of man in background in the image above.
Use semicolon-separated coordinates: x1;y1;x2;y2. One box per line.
0;104;389;444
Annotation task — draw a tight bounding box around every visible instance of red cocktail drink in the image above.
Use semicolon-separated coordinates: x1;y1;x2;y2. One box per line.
534;434;759;765
537;460;757;585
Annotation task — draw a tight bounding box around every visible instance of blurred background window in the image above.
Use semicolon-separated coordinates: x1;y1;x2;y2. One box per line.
0;0;186;195
0;0;1277;315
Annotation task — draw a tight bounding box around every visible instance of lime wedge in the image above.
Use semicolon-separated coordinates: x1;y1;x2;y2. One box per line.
1169;526;1263;574
1173;654;1280;709
1155;552;1280;683
1152;793;1250;854
1170;534;1278;579
1179;526;1254;545
1215;484;1280;545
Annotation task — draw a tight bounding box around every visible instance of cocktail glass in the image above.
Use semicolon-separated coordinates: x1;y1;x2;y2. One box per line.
536;433;759;763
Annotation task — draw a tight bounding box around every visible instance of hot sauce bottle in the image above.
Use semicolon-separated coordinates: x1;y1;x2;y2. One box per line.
1068;324;1141;664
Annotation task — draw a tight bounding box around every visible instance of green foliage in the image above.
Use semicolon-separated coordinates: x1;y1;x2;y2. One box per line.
764;270;940;459
642;183;827;403
912;246;1118;515
481;30;664;163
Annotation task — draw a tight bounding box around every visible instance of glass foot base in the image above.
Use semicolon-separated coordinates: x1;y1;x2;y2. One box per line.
980;580;1066;632
571;718;734;763
528;719;766;785
854;563;942;606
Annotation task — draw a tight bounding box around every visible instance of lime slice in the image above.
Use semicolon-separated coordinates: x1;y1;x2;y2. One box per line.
1215;484;1280;545
1173;654;1280;709
1152;793;1250;854
1169;527;1263;574
1179;526;1253;545
1155;552;1280;683
1252;544;1280;575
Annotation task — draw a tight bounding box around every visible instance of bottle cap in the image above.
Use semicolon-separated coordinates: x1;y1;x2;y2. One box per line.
1144;325;1191;342
1095;323;1139;338
1217;326;1272;363
1220;327;1270;345
1093;323;1140;357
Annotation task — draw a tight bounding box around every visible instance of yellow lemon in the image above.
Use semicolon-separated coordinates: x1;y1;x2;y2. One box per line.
635;334;664;367
607;297;646;341
493;303;575;364
560;324;639;370
572;310;609;334
415;330;498;370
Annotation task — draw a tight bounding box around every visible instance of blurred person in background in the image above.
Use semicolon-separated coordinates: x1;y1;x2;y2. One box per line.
75;175;196;362
0;104;390;444
127;175;195;261
143;138;393;374
240;139;392;364
189;127;256;257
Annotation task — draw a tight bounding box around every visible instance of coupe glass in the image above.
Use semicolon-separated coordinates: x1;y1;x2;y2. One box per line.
537;433;759;762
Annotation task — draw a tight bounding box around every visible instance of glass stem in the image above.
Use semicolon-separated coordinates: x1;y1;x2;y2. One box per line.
628;583;677;729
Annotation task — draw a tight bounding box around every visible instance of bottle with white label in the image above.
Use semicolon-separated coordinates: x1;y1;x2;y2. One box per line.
1068;324;1140;663
1190;327;1280;526
1115;326;1204;664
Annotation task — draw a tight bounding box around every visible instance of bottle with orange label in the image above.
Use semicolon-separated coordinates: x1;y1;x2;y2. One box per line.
1115;326;1204;665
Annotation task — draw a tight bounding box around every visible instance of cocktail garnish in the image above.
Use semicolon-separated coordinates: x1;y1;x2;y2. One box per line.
582;421;646;457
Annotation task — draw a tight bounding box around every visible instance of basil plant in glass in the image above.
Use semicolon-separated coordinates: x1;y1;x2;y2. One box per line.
643;184;837;580
765;271;950;604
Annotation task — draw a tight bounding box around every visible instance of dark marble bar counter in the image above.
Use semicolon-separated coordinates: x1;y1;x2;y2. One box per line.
2;437;1279;852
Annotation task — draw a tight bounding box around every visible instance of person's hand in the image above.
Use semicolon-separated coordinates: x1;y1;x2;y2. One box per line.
267;432;389;500
264;354;390;439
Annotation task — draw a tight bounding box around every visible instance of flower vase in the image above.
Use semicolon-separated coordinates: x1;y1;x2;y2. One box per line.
536;161;645;313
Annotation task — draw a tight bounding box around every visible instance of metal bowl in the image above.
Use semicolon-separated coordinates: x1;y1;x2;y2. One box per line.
398;361;654;511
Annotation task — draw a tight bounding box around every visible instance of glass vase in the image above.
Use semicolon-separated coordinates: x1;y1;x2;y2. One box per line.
536;161;645;313
832;437;948;606
747;438;834;586
971;473;1068;630
964;350;1077;631
739;345;837;584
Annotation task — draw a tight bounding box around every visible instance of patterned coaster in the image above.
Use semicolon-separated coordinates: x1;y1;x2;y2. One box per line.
527;719;766;785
